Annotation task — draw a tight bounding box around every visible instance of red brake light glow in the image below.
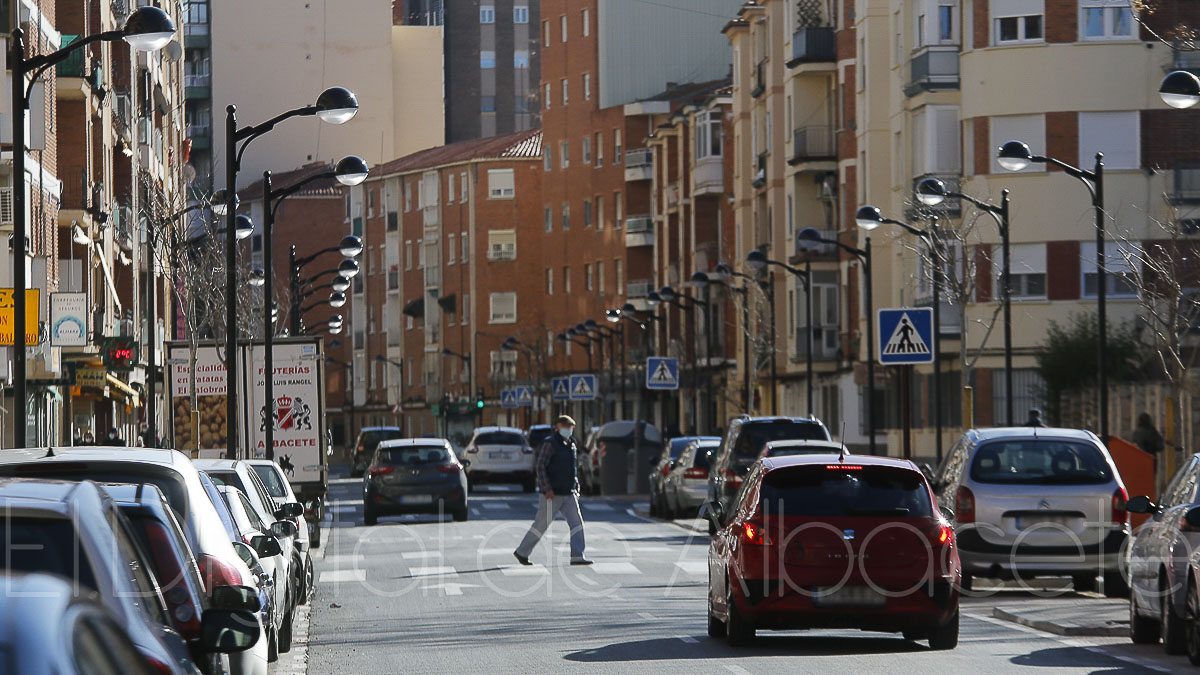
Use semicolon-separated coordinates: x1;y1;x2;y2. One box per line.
369;465;395;477
683;468;707;479
143;521;201;639
1112;487;1128;525
196;553;242;592
436;464;461;473
741;521;772;546
825;465;863;470
932;523;952;545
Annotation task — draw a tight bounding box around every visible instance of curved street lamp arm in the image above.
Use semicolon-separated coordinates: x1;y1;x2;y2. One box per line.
295;244;345;268
811;236;869;270
880;216;931;241
270;171;335;219
233;105;318;172
950;189;1009;236
298;267;342;287
1032;154;1099;195
620;315;648;331
24;31;121;103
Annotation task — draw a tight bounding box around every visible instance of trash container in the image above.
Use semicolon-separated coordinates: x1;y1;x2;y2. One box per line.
597;421;662;495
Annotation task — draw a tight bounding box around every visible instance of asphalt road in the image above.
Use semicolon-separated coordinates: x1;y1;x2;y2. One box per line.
296;471;1195;674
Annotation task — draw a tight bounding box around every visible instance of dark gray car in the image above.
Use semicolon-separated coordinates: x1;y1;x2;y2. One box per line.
363;439;469;524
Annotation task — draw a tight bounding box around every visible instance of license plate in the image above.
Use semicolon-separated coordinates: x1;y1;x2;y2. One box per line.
399;495;434;505
812;586;886;608
1015;516;1069;530
489;451;513;460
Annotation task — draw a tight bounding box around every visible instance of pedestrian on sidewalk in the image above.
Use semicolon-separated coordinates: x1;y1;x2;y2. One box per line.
514;415;592;566
1130;412;1164;456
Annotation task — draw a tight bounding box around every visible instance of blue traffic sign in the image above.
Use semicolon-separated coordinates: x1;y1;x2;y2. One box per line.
568;374;598;400
877;307;934;365
645;357;680;390
551;377;570;401
515;385;534;406
500;389;519;408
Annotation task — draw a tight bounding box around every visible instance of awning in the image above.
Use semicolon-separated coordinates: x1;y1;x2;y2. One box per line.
436;294;456;313
106;373;140;407
402;298;424;318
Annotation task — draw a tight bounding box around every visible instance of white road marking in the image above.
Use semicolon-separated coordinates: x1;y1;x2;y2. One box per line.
674;561;708;576
318;569;365;583
590;562;641;575
480;502;512;509
632;546;671;553
967;612;1174;674
676;636;698;644
500;564;549;576
477;548;516;556
328;504;358;512
401;551;443;559
423;582;480;596
638;612;657;621
724;665;752;675
321;554;365;564
409;566;457;578
581;502;615;510
626;508;658;523
576;574;600;586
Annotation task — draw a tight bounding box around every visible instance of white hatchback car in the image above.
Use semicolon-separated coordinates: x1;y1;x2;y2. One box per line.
463;426;535;492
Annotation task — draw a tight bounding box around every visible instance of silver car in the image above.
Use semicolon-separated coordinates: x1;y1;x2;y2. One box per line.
664;439;721;519
929;428;1129;594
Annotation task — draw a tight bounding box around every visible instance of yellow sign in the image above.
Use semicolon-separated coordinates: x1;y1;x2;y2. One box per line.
76;367;106;388
0;289;40;345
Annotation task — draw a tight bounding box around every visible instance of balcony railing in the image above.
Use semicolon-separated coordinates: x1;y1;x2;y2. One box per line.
789;126;836;164
424;264;440;288
184;73;210;88
625;216;653;247
752;151;767;188
624;148;653;182
905;46;960;96
790;27;836;65
751;59;766;98
626;280;652;298
60;169;91;211
186;123;210;139
1172;167;1200;203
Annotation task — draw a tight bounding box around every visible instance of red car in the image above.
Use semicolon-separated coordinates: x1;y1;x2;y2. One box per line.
705;454;961;648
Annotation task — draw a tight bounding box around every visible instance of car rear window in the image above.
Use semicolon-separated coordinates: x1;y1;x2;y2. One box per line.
759;466;933;517
768;445;842;458
361;429;404;449
970;441;1113;485
378;446;451;465
250;465;288;499
0;517;98;590
693;445;718;470
474;432;524;446
528;428;553;448
735;421;830;459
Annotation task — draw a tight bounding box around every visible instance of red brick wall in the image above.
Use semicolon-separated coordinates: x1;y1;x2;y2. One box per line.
1046;240;1080;300
1045;111;1078;172
1142;109;1200;168
1139;1;1200;42
973;0;989;49
1045;0;1078;44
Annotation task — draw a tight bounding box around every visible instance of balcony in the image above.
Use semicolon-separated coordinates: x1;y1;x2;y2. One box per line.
60;169;92;212
487;245;516;261
752;152;767;188
788;228;840;263
904;46;960;97
693;156;724;196
624;216;654;247
1171;167;1200;204
788;27;836;67
624;148;653;182
788;126;836;166
751;59;766;98
626;280;653;298
184;73;210;99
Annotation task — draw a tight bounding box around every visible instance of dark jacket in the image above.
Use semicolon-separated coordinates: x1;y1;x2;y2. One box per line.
536;433;578;494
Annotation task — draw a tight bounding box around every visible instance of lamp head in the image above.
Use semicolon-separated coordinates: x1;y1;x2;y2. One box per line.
605;309;621;323
329;323;342;335
338;235;364;258
247;267;265;287
997;140;1034;172
334;155;370;186
338;258;361;279
328;314;344;327
689;271;710;290
441;348;454;357
331;275;351;293
658;286;678;302
574;323;587;334
329;291;347;308
621;302;637;314
210;189;237;216
584;319;598;331
122;6;176;52
713;262;733;279
745;249;768;272
556;332;568;344
315;87;359;125
915;177;948;206
1160;70;1200;109
566;327;579;338
855;206;883;231
646;291;662;308
234;214;254;240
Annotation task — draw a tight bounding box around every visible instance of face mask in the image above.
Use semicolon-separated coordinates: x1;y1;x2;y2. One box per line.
558;428;573;439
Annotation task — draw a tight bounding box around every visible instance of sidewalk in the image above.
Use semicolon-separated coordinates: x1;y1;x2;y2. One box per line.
989;596;1129;637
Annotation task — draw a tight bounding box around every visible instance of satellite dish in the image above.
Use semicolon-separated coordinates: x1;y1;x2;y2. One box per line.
163;40;183;62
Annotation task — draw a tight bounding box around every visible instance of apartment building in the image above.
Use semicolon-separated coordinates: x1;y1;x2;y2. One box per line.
727;0;1198;454
341;130;543;447
400;0;542;142
182;0;212;202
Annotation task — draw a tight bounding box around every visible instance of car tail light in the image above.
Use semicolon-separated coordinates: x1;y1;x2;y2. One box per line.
825;464;864;470
1112;487;1128;525
723;468;742;489
684;468;707;479
369;465;395;477
196;553;242;592
436;464;462;473
143;654;175;675
143;521;201;639
661;464;672;477
955;486;975;524
599;442;606;458
741;521;772;546
466;446;479;454
930;522;953;546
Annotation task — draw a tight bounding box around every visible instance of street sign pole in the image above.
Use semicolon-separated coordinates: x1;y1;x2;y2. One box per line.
901;365;912;460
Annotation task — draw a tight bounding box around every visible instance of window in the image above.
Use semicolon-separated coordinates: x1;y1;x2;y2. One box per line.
447;174;455;203
786;195;794;237
938;3;955;42
582;9;590;36
614;191;623;228
487;168;515;198
597;261;605;295
994;12;1042;44
695;110;722;158
447;234;456;265
544;206;552;232
561;78;568;105
404;181;412;211
417;238;425;268
544;83;551;110
614;129;622;163
480;51;496;69
462;233;469;262
585;263;593;290
996;243;1047;299
582;136;591;164
461;172;468;201
407;315;414;330
544;146;552;171
583;199;592;227
480;93;496;110
405;240;413;270
480;6;495;23
514;5;529;23
489;292;517;323
543;20;550;46
596;196;605;231
560;15;567;42
560;141;569;168
563;266;572;293
911;105;961;176
989;114;1045;173
488;230;516;260
583;73;591;100
1079;111;1139;170
514;50;530;69
1081;241;1140;298
595;131;604;166
615;258;624;292
1082;1;1134;40
462;293;469;324
916;0;959;47
546;268;554;294
561;203;570;230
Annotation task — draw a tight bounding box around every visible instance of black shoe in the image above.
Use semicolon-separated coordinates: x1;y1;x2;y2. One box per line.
513;551;532;566
570;559;594;566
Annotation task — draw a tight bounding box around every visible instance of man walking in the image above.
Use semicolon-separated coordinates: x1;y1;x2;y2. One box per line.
514;415;592;566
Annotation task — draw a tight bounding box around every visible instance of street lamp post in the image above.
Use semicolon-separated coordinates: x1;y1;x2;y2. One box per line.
584;320;619;421
917;177;1015;426
996;140;1106;439
10;7;175;446
798;228;875;455
375;354;407;429
605;310;635;418
691;272;751;413
224;86;358;459
747;249;814;416
558;329;594;430
290;241;363;334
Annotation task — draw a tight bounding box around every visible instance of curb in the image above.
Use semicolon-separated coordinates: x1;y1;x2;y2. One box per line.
992;607;1129;637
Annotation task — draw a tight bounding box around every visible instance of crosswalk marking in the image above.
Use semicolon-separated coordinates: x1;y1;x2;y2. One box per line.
318;569;365;583
322;554;365;564
401;551;443;560
590;562;641;575
500;563;549;576
674;561;707;576
480;502;512;509
476;548;516;556
409;566;457;578
676;636;699;644
580;502;615;511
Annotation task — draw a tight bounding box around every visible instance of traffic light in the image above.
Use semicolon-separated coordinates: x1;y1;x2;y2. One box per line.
476;398;485;409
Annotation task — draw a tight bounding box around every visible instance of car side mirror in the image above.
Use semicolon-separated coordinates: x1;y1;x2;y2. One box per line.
201;609;261;653
275;502;304;519
251;534;283;558
210;585;261;612
231;541;259;570
1124;495;1159;515
1185;506;1200;529
271;520;299;539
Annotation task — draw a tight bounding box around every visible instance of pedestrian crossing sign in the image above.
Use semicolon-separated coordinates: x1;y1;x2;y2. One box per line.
501;389;519;408
515;386;534;406
568;374;598;401
645;357;679;390
877;307;935;365
551;377;570;401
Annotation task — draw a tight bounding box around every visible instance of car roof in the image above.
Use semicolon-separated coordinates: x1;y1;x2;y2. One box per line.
0;446;194;468
967;427;1101;443
377;438;451;448
99;482;170;506
764;439;846;449
359;426;402;433
0;476;96;506
192;458;240;470
739;416;826;425
762;454;919;471
473;426;524;434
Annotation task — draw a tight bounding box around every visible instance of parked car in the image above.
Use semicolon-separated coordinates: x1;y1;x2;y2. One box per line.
664;439;721;519
351;426;405;477
526;424;554;452
364;438;469;524
1185;539;1200;664
705;455;960;648
650;436;721;518
928;428;1129;595
463;426;535;491
1124;452;1200;654
0;448;270;675
707;416;832;530
0;478;201;673
247;458;317;595
759;439;848;459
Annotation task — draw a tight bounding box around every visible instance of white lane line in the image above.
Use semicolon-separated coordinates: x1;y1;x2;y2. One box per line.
637;612;657;621
318;569;365;583
590;562;641;575
626;508;658;524
632;546;671;553
676;636;698;644
674;561;707;576
408;566;458;578
581;503;615;510
470;509;483;517
476;548;516;556
724;665;752;675
500;564;549;576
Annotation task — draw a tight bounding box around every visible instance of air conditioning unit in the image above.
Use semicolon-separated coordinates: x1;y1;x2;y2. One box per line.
0;188;13;226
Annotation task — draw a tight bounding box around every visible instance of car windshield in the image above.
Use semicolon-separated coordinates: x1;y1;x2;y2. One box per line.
759;466;933;517
735;421;830;460
474;432;524;446
528;428;553;448
379;446;451;465
250;465;289;499
970;440;1113;485
0;517;98;590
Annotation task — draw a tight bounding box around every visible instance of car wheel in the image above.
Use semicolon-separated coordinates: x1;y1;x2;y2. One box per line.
364;506;378;526
1072;573;1097;593
303;556;315;604
1130;586;1162;644
927;609;959;650
725;580;754;647
707;567;726;639
1164;578;1188;655
278;607;293;653
453;505;469;522
1187;578;1200;665
1103;570;1130;598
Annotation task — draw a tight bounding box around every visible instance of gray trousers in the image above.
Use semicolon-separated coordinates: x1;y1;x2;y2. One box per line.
515;492;586;561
